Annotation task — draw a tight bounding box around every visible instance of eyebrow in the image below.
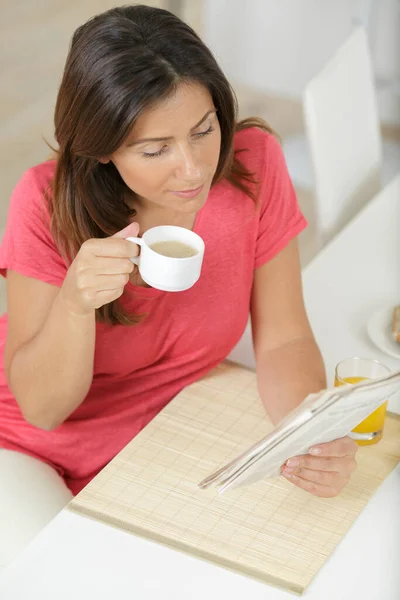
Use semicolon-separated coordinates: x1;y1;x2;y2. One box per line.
127;109;216;146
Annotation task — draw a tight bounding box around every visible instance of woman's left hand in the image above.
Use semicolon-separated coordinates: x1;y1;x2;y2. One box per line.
281;436;358;498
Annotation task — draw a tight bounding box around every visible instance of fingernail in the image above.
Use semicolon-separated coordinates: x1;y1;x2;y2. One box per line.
310;447;321;455
120;223;134;232
287;458;299;468
283;471;293;479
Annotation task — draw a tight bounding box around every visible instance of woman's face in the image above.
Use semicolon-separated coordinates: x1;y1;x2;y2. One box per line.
108;82;221;215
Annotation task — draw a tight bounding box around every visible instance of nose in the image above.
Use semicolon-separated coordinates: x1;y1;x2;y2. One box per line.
175;142;202;183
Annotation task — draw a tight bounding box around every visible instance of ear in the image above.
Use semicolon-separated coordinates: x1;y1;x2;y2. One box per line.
98;157;111;164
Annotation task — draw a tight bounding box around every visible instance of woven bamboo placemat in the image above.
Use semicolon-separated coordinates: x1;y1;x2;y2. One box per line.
70;362;400;594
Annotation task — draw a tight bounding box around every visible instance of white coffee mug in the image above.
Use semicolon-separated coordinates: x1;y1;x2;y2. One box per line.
126;225;205;292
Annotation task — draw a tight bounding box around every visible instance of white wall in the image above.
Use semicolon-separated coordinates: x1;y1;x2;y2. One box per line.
370;0;400;124
203;0;400;124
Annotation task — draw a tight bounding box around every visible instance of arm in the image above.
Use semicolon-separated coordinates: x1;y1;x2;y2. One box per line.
5;224;139;431
251;239;326;424
251;239;357;497
5;273;95;431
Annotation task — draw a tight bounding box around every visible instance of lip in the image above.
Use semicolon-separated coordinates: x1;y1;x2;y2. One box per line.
170;183;204;199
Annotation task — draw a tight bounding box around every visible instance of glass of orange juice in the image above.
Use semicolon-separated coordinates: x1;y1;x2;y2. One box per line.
334;357;391;445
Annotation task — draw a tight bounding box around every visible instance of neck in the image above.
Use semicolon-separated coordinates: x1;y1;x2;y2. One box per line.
131;196;197;232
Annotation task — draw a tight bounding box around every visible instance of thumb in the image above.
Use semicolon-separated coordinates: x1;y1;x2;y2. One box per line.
112;222;140;239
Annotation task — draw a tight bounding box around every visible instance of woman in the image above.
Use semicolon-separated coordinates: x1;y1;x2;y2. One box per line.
0;5;357;569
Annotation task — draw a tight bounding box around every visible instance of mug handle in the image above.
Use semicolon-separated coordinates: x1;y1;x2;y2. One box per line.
125;236;143;266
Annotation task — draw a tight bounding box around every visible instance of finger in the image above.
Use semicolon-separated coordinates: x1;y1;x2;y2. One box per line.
95;274;130;291
111;222;140;239
84;237;140;259
285;466;344;487
309;436;358;458
92;258;134;275
93;288;124;307
286;455;357;474
282;470;338;498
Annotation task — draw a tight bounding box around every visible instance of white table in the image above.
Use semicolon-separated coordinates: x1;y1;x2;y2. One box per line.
1;175;399;600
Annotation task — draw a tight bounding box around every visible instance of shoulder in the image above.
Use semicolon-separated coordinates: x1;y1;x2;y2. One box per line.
9;160;56;220
14;160;56;199
0;159;67;285
233;126;283;177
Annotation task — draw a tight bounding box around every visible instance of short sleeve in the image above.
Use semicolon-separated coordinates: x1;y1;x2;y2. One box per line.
0;164;68;286
255;133;307;268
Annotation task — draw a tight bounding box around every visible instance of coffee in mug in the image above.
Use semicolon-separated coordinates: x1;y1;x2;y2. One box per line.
149;241;198;259
126;225;205;292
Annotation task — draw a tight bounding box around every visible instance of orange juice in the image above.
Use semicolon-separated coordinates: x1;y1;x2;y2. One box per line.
334;375;388;445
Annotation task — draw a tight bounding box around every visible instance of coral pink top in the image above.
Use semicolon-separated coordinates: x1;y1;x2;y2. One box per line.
0;128;306;494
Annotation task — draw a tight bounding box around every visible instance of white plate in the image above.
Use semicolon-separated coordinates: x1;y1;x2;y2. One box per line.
367;306;400;360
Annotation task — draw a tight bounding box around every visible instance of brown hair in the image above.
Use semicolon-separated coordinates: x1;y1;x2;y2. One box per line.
51;4;273;325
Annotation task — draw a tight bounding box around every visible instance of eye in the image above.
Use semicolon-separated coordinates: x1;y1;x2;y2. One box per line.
194;125;214;138
142;146;168;159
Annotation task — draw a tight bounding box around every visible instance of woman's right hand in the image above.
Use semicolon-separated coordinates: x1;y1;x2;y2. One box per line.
60;222;140;315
